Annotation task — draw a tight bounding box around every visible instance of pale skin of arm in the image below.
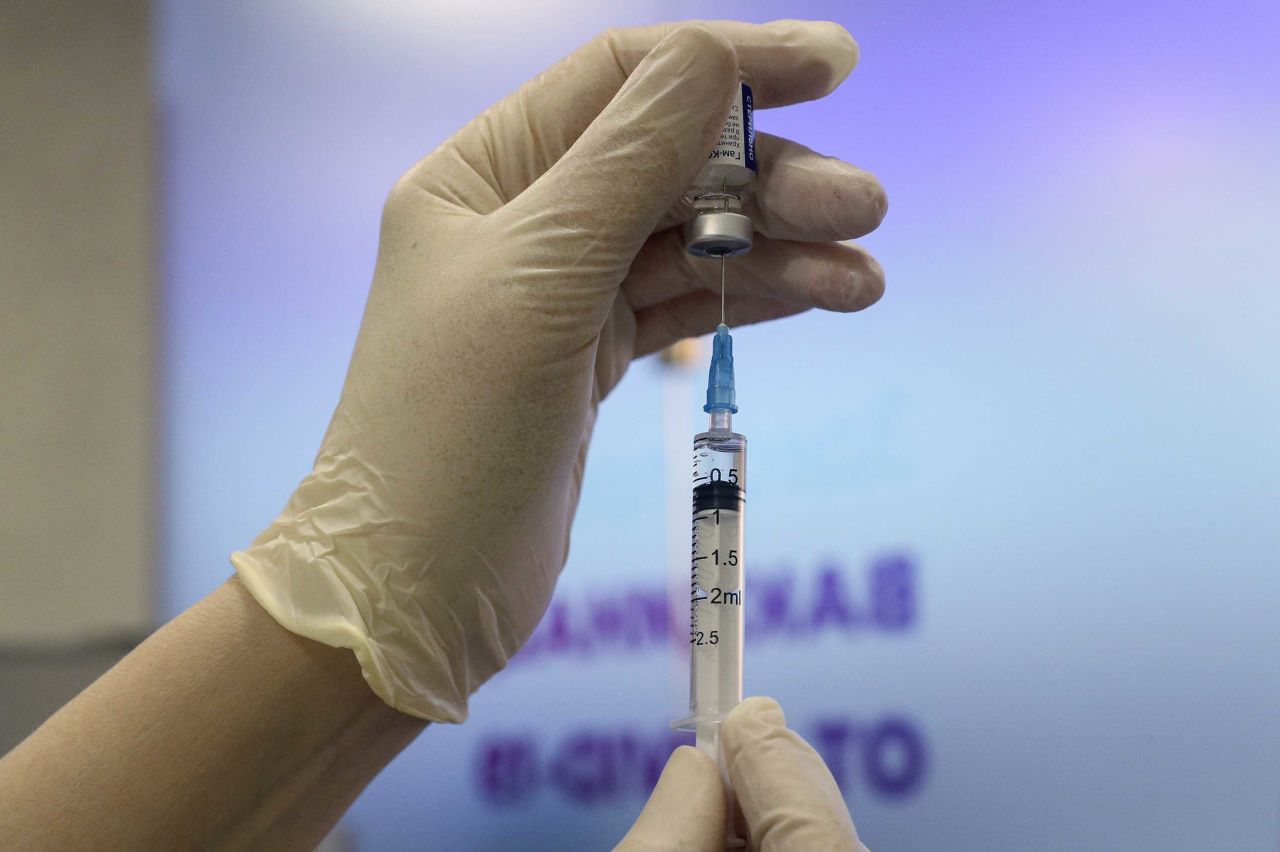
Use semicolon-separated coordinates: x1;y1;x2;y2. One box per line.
0;577;425;850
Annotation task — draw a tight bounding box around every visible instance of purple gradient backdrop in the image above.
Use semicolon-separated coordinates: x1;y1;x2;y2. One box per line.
157;1;1280;848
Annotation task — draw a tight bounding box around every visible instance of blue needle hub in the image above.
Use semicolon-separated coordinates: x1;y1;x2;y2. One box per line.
704;324;738;414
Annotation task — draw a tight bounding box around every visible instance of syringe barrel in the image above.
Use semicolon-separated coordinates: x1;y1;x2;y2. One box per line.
683;423;746;753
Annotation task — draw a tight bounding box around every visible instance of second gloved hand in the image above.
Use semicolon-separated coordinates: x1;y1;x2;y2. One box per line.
232;21;887;722
616;697;869;851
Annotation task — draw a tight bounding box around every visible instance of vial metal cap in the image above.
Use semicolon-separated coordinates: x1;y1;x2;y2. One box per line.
684;211;753;258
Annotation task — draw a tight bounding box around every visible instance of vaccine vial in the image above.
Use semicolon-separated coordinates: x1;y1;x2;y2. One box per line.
684;80;756;258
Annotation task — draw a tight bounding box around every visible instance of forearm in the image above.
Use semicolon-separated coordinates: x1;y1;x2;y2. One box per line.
0;577;426;850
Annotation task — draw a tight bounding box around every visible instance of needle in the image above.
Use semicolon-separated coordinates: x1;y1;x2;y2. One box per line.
720;254;726;326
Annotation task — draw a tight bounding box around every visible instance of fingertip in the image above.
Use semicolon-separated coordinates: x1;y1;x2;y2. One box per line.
668;743;721;780
520;22;741;259
809;20;861;82
722;696;865;850
861;168;890;229
624;22;740;184
671;26;739;155
824;165;889;241
802;246;879;313
751;135;887;241
655;23;738;98
737;695;787;726
679;21;738;61
616;744;725;851
723;695;787;759
861;250;887;308
765;19;860;96
826;242;885;313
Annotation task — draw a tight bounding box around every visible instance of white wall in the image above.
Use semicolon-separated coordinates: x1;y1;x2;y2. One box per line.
0;0;152;645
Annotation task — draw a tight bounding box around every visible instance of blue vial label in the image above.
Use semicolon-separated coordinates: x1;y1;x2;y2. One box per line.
707;82;756;172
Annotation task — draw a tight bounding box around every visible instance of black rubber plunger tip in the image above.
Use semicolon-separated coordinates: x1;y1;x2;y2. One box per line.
693;480;744;512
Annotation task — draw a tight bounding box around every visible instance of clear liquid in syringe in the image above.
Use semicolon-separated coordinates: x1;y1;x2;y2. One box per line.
685;429;745;755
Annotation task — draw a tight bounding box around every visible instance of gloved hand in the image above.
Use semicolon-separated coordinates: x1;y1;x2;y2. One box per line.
616;697;869;851
232;20;887;722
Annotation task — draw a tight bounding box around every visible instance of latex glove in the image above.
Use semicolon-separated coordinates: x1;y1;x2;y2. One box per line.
616;697;869;851
232;21;887;722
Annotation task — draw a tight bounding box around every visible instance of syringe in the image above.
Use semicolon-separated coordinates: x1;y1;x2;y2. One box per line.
680;319;746;761
670;313;747;848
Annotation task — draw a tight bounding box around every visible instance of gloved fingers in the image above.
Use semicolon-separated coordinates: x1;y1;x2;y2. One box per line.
403;21;859;208
751;133;886;241
657;133;888;242
503;26;738;278
722;697;868;852
603;20;858;109
614;746;726;852
624;229;884;314
632;292;809;357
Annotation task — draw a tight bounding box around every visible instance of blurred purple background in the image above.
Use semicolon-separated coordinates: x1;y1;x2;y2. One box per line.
156;1;1280;848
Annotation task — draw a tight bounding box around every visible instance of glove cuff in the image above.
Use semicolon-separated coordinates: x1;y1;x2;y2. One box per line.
231;540;470;723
